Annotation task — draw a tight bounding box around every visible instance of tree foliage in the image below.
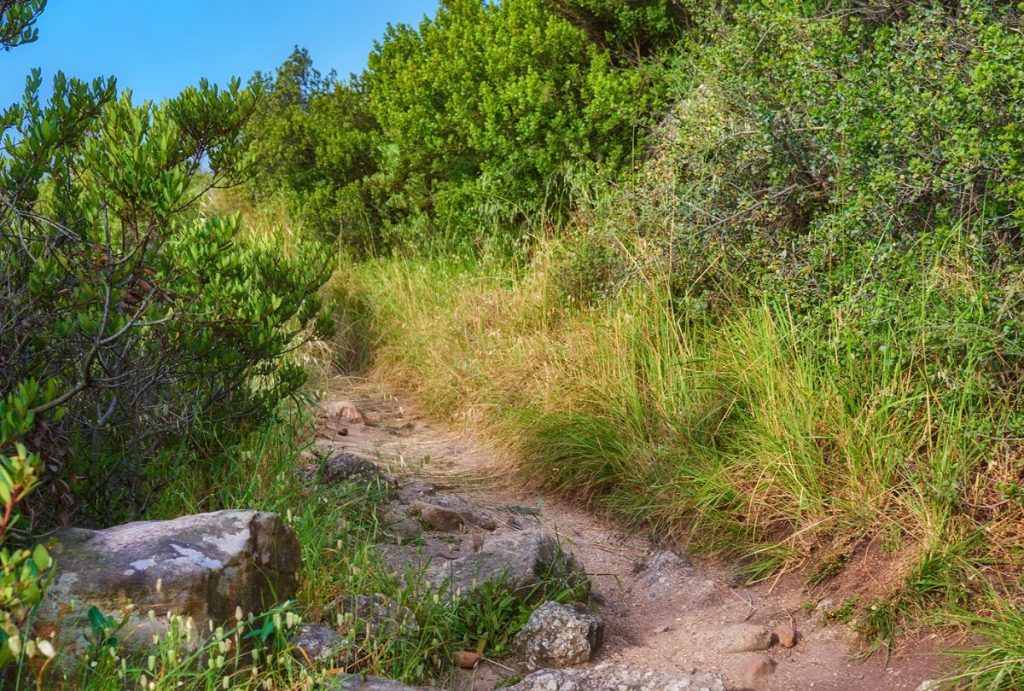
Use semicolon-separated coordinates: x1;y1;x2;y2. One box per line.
245;47;381;247
0;6;332;669
246;0;671;253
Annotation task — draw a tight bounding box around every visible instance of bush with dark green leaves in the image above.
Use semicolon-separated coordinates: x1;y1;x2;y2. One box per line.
246;0;683;254
0;1;331;669
245;47;381;248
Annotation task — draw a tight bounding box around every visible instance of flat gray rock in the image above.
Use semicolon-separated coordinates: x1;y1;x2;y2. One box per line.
35;510;299;653
331;673;438;690
431;529;586;599
506;663;726;691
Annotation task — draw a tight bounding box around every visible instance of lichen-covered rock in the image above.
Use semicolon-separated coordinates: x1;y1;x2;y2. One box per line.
35;510;299;653
290;623;348;665
515;601;604;670
506;664;726;691
334;594;419;639
332;673;438;690
320;453;389;485
431;529;586;599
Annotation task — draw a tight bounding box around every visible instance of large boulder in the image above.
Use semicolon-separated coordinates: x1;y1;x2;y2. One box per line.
35;510;300;652
431;529;586;599
507;664;726;691
515;601;604;670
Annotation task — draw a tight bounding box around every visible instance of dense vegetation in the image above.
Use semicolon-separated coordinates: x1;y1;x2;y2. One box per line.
6;0;1024;687
249;0;1024;687
0;0;335;682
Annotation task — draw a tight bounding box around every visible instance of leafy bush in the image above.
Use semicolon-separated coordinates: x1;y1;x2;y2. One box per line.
1;69;332;525
245;0;672;254
244;48;381;248
0;4;332;672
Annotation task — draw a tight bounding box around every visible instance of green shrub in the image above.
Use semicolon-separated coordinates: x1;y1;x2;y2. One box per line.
0;16;333;677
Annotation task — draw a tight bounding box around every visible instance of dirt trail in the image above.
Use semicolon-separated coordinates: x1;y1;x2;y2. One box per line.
313;377;956;691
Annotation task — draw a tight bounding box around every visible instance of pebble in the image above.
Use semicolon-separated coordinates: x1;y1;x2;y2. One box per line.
775;622;797;648
455;650;482;669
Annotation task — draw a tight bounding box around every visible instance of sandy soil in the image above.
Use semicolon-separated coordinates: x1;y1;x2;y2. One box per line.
312;376;959;691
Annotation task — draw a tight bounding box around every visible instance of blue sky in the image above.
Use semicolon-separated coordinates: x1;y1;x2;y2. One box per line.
1;1;439;105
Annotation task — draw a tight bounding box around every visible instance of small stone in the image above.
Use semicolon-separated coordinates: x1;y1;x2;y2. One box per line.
290;623;348;665
737;654;776;687
454;650;482;669
652;624;672;634
411;501;465;531
711;623;773;653
320;453;388;484
775;622;797;648
514;601;604;670
381;505;423;543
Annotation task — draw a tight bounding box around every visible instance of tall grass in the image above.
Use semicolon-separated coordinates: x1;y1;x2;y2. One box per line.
334;245;1021;663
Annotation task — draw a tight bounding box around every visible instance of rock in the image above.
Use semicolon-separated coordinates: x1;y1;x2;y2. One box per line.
333;594;419;639
431;529;586;599
290;623;348;664
737;654;775;687
411;500;465;531
381;505;424;543
506;663;726;691
636;550;695;596
420;493;498;531
914;681;942;691
377;538;463;581
320;453;389;485
454;650;482;669
320;400;369;424
331;674;437;690
710;623;773;653
774;622;797;648
515;601;604;670
35;510;299;653
397;480;439;503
